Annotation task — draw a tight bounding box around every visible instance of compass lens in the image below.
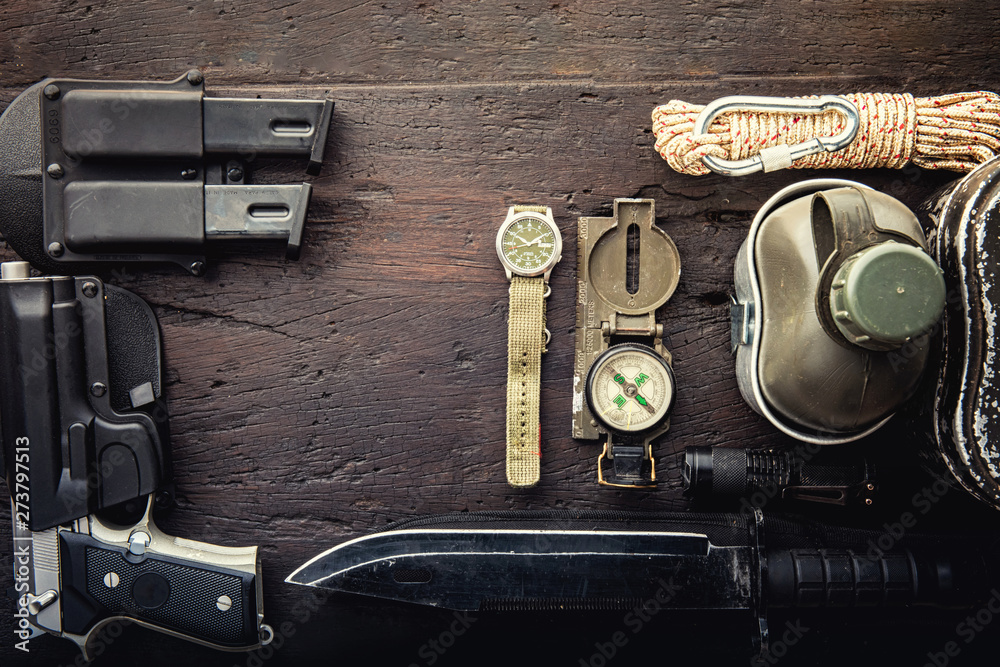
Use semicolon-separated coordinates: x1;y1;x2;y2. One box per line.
586;344;674;434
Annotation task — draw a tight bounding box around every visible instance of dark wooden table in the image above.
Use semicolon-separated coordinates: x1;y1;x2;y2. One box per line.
2;2;1000;665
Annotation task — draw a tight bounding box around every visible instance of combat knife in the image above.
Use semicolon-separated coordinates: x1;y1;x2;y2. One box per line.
287;510;995;657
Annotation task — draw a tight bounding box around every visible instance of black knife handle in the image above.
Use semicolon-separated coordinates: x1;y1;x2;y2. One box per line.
767;548;979;608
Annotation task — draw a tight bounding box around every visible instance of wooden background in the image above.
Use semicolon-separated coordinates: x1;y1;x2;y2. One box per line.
2;1;1000;665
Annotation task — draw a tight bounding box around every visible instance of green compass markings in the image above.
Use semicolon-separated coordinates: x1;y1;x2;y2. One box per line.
607;364;655;415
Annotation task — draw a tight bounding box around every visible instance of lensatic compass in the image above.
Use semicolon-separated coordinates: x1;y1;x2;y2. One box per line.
573;199;680;488
586;343;675;434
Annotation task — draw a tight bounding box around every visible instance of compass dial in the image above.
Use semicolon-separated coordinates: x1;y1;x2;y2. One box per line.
585;344;675;433
498;216;559;275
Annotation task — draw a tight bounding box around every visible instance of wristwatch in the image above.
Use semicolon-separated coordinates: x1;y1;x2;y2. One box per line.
495;205;562;487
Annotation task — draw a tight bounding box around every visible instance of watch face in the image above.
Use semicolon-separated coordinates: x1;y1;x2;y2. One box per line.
586;344;675;433
498;215;558;275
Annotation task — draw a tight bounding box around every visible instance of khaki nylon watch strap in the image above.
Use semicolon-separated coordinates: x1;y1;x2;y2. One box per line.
505;275;546;487
512;205;549;214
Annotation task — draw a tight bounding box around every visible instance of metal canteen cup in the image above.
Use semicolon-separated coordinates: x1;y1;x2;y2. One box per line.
732;179;946;443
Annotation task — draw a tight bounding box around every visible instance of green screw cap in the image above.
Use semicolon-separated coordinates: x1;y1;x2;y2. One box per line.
829;241;946;351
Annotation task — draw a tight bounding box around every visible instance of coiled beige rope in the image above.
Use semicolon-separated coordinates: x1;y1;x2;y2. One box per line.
652;92;1000;176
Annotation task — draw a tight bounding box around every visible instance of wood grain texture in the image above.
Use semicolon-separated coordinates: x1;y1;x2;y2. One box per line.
1;1;999;665
2;0;999;87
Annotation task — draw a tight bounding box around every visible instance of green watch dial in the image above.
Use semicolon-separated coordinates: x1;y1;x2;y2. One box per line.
586;344;675;433
500;217;557;273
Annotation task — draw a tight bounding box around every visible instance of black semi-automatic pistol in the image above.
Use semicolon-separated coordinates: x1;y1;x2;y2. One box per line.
0;71;334;275
0;262;271;659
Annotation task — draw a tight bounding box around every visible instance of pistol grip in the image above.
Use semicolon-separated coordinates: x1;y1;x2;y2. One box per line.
58;509;267;657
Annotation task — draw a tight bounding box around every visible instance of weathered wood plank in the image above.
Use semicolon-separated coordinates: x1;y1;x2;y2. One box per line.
1;1;999;87
1;1;999;664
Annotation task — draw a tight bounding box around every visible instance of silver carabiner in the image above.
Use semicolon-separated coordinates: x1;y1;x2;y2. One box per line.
692;96;860;177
